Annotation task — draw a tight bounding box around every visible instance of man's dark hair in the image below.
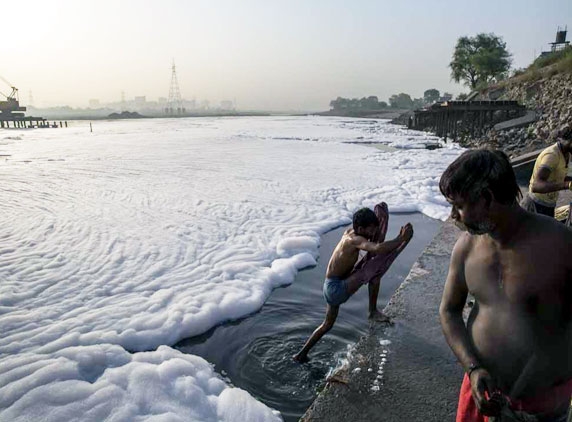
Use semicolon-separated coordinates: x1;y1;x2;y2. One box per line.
439;149;522;205
353;207;379;230
556;124;572;141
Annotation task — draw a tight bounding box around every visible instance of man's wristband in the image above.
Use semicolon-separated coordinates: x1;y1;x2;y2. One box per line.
467;363;481;379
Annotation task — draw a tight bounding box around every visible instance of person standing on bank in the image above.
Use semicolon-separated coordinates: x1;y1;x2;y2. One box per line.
439;149;572;421
521;125;572;218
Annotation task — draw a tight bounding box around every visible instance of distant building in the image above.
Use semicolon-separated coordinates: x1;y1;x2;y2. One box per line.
89;99;100;108
158;97;167;104
440;93;453;102
539;26;570;57
550;26;569;52
134;96;146;106
184;99;196;110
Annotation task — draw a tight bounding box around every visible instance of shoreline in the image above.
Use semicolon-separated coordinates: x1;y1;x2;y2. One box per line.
23;111;408;122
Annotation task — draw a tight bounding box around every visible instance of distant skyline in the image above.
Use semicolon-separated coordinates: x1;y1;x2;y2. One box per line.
3;0;571;111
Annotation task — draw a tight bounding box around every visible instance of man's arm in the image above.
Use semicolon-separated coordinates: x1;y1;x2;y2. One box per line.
439;235;499;415
531;160;570;194
439;235;478;371
352;224;413;255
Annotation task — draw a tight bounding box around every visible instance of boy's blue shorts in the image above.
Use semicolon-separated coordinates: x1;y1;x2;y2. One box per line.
323;276;350;306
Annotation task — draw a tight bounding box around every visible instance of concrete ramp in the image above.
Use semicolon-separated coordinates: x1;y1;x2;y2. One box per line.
493;110;537;131
510;148;543;168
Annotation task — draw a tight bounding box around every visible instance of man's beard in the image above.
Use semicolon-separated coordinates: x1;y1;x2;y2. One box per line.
454;219;494;235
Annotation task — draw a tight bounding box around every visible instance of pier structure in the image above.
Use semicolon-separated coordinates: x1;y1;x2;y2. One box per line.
0;76;61;129
409;100;526;142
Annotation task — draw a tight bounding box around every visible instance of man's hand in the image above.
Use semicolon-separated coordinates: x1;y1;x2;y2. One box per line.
469;368;502;416
399;223;413;242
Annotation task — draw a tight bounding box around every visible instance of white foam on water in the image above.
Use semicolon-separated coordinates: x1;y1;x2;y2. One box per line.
0;116;461;420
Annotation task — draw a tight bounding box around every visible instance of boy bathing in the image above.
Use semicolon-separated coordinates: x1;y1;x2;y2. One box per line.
293;203;413;362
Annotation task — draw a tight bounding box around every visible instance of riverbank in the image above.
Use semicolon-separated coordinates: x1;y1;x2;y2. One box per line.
22;109;271;121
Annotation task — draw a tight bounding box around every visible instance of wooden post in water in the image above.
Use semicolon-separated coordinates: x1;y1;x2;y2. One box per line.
444;112;449;142
453;111;458;142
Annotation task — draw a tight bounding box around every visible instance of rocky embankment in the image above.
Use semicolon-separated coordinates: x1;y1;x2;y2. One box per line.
462;72;572;158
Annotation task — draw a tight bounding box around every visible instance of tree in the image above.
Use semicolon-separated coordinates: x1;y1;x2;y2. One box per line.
360;96;381;110
449;33;511;90
389;93;413;109
329;96;388;110
423;89;440;104
330;97;352;110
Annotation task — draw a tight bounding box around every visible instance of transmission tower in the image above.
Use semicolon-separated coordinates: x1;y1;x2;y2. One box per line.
28;90;34;107
166;60;185;115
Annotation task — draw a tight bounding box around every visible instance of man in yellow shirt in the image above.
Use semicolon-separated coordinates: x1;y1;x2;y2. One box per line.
522;125;572;217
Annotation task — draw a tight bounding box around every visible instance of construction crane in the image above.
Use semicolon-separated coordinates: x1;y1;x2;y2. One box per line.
0;75;26;116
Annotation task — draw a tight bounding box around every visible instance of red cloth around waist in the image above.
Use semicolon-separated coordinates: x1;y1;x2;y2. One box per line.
456;373;572;422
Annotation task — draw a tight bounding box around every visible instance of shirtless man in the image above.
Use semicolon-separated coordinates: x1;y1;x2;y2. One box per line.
439;149;572;421
293;203;413;362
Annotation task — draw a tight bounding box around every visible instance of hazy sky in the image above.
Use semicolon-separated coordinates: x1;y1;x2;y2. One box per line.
3;0;571;111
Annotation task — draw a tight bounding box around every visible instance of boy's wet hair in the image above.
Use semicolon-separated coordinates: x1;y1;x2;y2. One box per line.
439;149;522;205
353;207;379;230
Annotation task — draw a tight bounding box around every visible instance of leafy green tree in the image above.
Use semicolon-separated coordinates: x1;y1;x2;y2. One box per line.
456;93;469;101
389;93;413;109
329;97;346;110
450;33;512;89
423;89;440;104
330;96;388;110
360;96;381;109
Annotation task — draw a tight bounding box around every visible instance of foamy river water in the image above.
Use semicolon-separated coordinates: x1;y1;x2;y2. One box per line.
0;116;461;421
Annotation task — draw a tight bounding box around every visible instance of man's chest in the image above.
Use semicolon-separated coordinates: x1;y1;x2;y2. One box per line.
464;244;566;310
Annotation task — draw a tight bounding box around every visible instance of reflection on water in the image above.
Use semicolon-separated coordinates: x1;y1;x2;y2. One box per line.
175;213;440;421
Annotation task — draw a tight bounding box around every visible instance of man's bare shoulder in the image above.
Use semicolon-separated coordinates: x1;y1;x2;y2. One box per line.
522;212;572;244
451;231;476;260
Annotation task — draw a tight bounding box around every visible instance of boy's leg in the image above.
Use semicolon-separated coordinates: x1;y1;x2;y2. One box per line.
346;234;411;322
368;277;388;321
353;202;390;273
293;304;339;362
